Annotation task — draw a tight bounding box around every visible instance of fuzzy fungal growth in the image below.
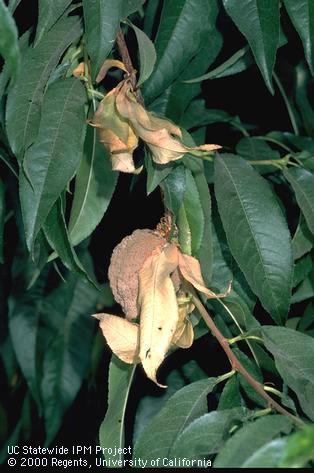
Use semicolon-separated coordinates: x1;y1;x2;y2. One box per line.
108;229;168;320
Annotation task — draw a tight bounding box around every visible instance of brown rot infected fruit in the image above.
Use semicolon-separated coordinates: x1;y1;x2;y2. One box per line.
109;229;168;320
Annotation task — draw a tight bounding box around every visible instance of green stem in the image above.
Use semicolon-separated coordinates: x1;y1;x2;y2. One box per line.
253;407;272;418
273;72;299;136
228;334;264;345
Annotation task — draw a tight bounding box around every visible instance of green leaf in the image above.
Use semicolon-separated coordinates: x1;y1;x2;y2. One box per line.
262;325;314;421
0;0;20;87
233;347;266;407
145;154;173;195
214;415;292;467
293;253;312;287
8;261;47;407
218;376;243;410
133;360;206;443
99;356;136;461
181;169;204;255
19;78;87;251
83;0;123;80
284;167;314;236
128;21;156;86
133;378;218;462
283;0;314;74
123;0;145;17
41;274;98;444
7;0;22;13
5;16;82;157
170;408;249;461
157;35;223;123
161;164;186;216
143;0;220;103
242;438;287;467
193;168;213;283
292;214;314;259
236;137;280;174
214;154;293;323
280;424;314;468
0;179;4;263
35;0;73;45
222;0;280;93
291;270;314;304
44;199;98;287
180;100;233;130
68;122;118;246
184;45;253;83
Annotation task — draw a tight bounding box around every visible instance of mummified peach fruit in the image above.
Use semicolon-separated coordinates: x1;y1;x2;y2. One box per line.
108;229;167;320
108;229;181;320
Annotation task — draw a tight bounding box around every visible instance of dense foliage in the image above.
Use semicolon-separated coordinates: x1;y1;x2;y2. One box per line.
1;0;314;468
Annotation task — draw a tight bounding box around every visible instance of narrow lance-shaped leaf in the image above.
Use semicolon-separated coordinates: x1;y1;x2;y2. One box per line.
133;378;219;462
283;0;314;75
262;325;314;421
41;275;98;444
214;154;293;323
68;121;118;246
8;259;48;408
99;356;136;461
128;21;157;86
35;0;73;45
170;408;249;461
214;415;292;467
0;0;20;87
0;179;4;263
284;167;314;236
6;16;82;157
83;0;123;80
181;169;205;256
222;0;280;93
20;78;87;251
143;0;220;103
44;199;98;288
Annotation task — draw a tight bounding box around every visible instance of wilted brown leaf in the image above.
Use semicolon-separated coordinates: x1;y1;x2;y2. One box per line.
178;252;232;298
172;294;194;349
96;59;127;83
138;243;179;387
89;85;140;173
116;80;221;165
92;314;140;364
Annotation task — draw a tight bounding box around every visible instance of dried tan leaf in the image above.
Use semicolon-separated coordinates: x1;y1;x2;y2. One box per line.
96;59;127;83
89;85;140;173
171;296;194;349
138;244;179;387
115;80;221;164
93;313;140;364
174;320;194;349
178;252;224;298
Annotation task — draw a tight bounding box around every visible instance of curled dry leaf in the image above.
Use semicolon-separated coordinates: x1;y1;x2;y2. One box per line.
94;229;230;387
96;59;127;84
138;244;179;387
89;84;141;174
116;80;221;165
90;79;221;173
172;293;195;349
92;314;140;364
